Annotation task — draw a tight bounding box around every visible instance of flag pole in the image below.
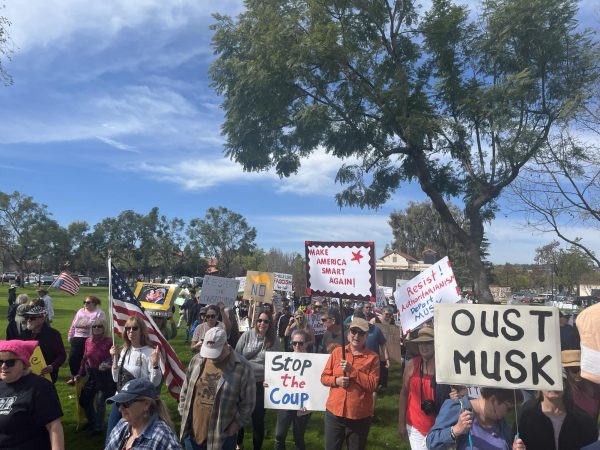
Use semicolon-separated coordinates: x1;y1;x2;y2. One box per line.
339;299;346;361
108;251;114;344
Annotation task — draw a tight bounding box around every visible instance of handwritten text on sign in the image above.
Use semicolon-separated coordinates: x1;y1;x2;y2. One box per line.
305;241;376;300
434;304;562;390
264;352;330;411
274;272;293;292
199;275;240;308
244;271;275;303
394;256;461;332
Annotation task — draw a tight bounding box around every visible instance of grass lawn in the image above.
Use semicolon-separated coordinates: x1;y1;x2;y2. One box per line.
0;285;410;450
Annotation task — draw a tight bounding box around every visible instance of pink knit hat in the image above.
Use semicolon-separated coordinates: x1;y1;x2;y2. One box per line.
0;340;38;366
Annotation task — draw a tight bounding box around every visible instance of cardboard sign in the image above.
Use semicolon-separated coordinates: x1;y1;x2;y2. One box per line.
377;323;403;364
307;313;326;335
264;351;330;411
199;275;240;308
29;346;51;381
382;286;393;298
394;256;461;332
236;277;246;293
305;241;376;300
434;304;562;390
134;282;179;317
375;287;388;309
274;272;294;293
272;293;283;313
244;271;275;303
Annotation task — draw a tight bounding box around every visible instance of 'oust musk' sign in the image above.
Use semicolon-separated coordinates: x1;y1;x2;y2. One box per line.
434;304;562;390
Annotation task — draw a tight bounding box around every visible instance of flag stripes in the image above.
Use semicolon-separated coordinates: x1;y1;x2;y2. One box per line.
50;272;80;296
109;263;186;399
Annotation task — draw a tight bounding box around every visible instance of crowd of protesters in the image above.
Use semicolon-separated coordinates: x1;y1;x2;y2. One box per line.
1;282;600;450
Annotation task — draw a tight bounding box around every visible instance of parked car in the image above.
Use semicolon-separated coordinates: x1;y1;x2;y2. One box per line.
95;277;109;287
79;276;93;286
39;275;55;285
1;272;17;282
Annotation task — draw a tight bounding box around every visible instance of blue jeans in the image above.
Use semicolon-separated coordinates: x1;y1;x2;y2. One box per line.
184;435;237;450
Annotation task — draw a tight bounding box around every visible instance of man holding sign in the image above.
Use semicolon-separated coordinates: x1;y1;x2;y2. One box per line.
320;317;379;450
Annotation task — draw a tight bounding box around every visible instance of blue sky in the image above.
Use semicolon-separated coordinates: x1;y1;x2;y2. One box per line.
1;1;599;265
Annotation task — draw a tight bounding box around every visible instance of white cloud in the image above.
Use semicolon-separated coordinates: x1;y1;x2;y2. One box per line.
252;214;393;257
486;217;600;264
4;1;244;53
95;136;138;153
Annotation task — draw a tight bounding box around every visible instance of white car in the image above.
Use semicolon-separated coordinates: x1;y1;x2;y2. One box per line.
79;276;93;286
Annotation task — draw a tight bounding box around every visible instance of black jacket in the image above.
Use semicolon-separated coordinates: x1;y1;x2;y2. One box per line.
518;399;598;450
20;324;66;384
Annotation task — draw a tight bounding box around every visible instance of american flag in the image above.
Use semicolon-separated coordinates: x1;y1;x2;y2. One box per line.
109;262;186;399
50;272;80;295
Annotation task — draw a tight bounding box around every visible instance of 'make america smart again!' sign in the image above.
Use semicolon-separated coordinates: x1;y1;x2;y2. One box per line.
305;241;376;301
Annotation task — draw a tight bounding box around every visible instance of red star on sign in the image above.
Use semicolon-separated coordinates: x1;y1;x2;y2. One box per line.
351;250;364;263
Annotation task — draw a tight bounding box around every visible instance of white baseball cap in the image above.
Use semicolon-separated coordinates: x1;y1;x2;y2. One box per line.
200;327;228;359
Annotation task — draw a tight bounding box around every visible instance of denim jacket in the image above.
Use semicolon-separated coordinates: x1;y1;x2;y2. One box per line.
426;397;514;450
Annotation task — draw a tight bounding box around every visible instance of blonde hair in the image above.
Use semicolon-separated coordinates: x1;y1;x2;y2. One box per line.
92;318;109;336
145;397;175;431
122;316;151;348
16;294;29;305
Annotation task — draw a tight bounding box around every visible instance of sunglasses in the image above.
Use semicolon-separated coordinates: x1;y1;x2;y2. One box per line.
92;325;104;329
125;326;139;332
26;316;43;321
256;319;270;324
0;359;19;368
321;318;330;322
291;341;305;346
350;328;366;336
116;398;144;409
83;301;94;305
205;314;216;319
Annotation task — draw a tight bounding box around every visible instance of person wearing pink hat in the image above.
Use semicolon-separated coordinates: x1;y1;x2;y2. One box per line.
0;340;64;449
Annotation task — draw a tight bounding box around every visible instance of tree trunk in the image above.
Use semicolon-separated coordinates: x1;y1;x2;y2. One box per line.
465;241;493;303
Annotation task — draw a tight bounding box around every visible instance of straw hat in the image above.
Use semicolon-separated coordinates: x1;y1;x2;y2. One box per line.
406;326;434;351
561;350;580;368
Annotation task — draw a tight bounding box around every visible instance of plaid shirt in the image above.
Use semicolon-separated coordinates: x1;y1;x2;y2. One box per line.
105;415;182;450
179;349;256;450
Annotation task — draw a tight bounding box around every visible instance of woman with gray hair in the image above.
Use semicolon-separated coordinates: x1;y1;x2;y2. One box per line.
6;293;28;340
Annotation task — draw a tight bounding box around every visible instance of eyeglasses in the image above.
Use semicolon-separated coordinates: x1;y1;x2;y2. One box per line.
0;359;18;368
116;398;144;409
92;325;104;329
291;341;305;346
350;328;366;336
83;301;94;305
26;316;43;321
205;314;216;319
384;314;393;317
125;326;139;332
256;319;270;324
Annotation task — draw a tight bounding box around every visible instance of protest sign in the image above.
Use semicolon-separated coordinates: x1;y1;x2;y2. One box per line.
30;346;51;381
236;276;246;293
199;275;240;308
375;287;388;309
134;282;179;317
274;272;293;293
244;271;275;303
264;351;330;411
377;323;403;364
490;286;512;304
382;286;393;298
307;313;325;335
434;304;562;390
394;256;461;332
272;293;283;313
305;241;376;300
396;279;410;290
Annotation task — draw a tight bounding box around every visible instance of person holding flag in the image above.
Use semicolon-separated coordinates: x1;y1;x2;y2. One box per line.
106;261;187;445
107;316;162;442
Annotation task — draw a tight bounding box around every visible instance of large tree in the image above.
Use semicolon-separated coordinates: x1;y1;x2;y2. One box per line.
388;201;481;288
0;191;62;281
187;207;257;277
210;0;597;302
